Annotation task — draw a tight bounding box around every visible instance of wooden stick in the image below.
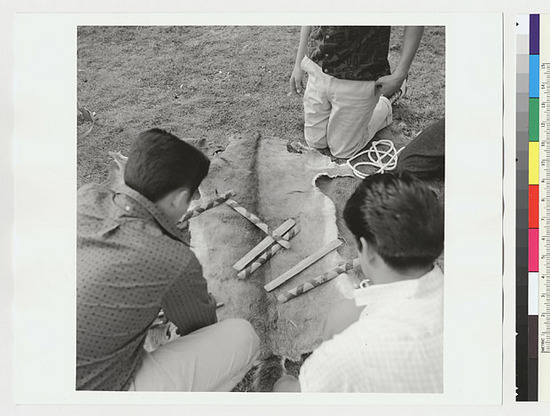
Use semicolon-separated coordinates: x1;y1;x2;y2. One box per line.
237;227;300;280
264;239;342;292
225;199;269;233
277;258;361;303
177;190;234;224
233;219;296;271
226;199;290;249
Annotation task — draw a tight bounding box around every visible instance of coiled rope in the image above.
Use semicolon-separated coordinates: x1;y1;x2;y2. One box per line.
346;139;405;179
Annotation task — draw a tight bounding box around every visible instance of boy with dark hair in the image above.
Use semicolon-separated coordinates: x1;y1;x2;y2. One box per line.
77;128;259;391
273;171;444;392
343;171;444;271
124;128;210;203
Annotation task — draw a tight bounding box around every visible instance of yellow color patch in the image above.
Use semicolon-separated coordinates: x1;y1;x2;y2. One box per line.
529;142;539;185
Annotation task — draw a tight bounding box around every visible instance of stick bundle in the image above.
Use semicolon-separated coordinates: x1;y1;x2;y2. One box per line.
233;219;296;271
237;227;300;280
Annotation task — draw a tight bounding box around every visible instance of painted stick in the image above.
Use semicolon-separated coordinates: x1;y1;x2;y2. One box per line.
277;258;361;303
237;227;300;280
177;190;235;224
226;198;290;249
264;239;342;292
233;219;296;271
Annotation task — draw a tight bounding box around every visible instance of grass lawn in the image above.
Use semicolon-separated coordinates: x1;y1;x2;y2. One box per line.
77;25;444;186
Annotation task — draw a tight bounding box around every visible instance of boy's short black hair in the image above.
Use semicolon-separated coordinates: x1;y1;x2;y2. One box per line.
343;171;444;271
124;128;210;202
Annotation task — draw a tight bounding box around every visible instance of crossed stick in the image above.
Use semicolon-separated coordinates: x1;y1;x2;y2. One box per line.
174;188;350;299
176;189;294;274
237;227;300;280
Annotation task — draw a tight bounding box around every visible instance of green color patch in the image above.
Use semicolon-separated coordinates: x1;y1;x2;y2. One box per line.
529;98;539;141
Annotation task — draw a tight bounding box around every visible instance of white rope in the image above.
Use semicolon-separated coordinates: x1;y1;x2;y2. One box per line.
346;139;405;179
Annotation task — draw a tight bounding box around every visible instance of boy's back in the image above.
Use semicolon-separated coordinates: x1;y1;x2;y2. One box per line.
77;182;212;390
299;264;443;392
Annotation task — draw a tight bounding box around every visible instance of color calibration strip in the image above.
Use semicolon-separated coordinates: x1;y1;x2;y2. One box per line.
516;14;550;402
528;14;540;402
516;14;532;401
538;14;550;402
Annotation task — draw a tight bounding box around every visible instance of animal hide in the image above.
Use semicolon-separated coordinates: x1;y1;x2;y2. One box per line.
193;134;358;360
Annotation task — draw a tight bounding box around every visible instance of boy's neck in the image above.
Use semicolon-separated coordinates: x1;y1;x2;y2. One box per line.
369;263;434;286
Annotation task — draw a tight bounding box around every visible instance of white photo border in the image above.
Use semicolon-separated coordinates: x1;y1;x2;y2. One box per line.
13;12;502;406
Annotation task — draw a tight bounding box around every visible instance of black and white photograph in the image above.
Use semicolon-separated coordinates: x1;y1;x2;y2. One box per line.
11;10;505;411
76;25;445;393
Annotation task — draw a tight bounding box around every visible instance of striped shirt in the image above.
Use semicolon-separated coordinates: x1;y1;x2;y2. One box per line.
77;182;217;391
299;265;443;392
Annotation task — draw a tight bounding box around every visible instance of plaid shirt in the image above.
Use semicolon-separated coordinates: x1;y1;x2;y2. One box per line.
306;26;391;81
76;182;217;390
299;265;443;392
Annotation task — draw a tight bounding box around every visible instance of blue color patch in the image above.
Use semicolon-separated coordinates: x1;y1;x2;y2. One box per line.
530;54;539;98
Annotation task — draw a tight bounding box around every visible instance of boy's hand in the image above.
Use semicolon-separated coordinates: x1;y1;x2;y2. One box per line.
208;292;217;305
374;73;406;98
289;66;305;95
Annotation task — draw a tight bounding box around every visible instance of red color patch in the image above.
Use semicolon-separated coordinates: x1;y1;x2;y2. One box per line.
529;185;539;229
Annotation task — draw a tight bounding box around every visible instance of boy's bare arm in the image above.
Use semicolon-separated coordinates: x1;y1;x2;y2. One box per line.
289;26;312;95
375;26;424;97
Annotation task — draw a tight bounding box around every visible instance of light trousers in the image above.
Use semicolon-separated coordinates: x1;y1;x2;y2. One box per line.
301;56;393;159
129;318;260;391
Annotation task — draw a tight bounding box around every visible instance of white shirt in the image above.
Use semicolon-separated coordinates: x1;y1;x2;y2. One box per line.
299;265;443;393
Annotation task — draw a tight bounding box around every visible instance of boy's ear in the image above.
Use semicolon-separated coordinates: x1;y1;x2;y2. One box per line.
358;237;367;254
359;237;375;261
172;188;191;207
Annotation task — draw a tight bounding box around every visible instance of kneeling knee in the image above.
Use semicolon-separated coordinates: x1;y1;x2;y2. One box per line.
222;318;260;351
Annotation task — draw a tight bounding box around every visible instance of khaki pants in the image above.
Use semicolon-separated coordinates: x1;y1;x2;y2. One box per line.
301;56;393;159
129;318;260;391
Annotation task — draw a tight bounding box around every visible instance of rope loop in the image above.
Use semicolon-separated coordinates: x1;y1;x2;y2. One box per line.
346;139;404;179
